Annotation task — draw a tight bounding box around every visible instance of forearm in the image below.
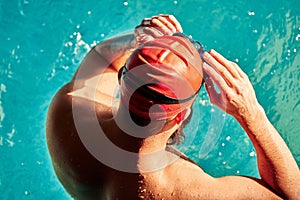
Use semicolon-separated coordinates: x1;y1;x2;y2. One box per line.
94;14;183;71
95;33;137;71
235;106;300;198
202;48;299;198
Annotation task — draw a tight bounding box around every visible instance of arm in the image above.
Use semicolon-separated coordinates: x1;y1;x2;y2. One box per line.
71;34;136;82
72;14;183;82
202;49;300;198
94;33;137;72
95;14;183;72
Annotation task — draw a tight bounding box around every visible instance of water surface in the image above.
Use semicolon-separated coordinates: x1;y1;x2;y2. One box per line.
0;0;299;199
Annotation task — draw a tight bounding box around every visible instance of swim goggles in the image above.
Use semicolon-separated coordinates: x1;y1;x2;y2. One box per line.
121;33;205;105
172;32;205;62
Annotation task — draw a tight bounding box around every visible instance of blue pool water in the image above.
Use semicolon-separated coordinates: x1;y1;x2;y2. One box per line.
0;0;299;199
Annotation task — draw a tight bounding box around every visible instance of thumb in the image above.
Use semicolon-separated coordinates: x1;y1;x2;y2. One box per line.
204;76;220;107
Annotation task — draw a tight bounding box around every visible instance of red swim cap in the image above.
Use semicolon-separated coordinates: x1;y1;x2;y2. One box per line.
120;35;203;120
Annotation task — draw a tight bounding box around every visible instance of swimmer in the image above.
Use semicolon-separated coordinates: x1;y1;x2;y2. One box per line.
46;14;300;199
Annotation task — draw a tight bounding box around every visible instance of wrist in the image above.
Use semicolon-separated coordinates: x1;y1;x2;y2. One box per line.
121;35;138;60
131;35;138;48
234;104;266;129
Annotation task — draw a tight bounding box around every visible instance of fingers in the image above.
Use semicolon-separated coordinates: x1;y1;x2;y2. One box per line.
204;73;221;107
143;27;164;38
203;62;230;94
203;51;236;88
209;49;241;79
161;14;183;33
151;18;174;35
202;49;260;117
141;14;183;35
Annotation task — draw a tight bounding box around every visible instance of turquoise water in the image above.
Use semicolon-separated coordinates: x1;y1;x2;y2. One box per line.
0;0;299;199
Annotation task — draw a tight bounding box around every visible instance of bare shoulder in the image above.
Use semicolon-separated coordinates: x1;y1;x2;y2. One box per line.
46;82;74;134
147;151;282;200
46;81;117;194
46;78;117;158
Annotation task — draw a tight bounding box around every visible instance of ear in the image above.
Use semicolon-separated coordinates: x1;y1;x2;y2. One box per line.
118;66;124;84
174;108;191;125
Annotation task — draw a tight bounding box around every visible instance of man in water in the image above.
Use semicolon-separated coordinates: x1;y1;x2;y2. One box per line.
46;14;300;199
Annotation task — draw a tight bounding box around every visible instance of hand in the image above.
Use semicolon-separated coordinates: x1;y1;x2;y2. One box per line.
134;14;183;45
202;49;263;120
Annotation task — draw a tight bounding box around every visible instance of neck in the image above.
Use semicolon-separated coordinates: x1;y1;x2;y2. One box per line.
107;102;179;154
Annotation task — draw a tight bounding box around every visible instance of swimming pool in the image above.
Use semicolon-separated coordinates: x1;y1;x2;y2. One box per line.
0;0;299;199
